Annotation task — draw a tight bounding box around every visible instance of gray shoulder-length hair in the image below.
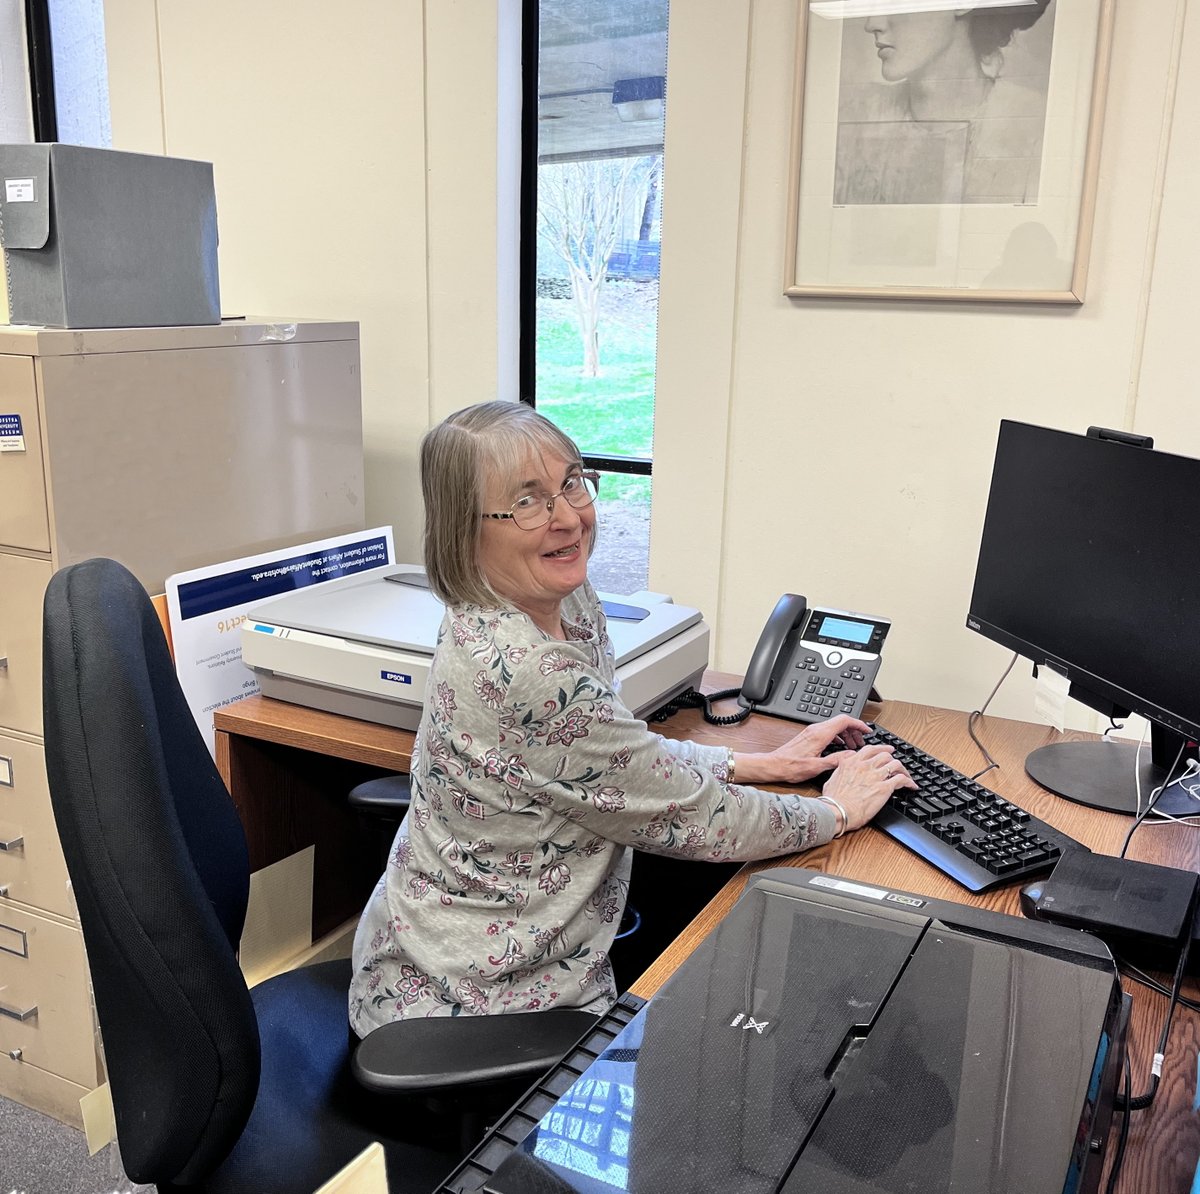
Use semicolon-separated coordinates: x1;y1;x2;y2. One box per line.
420;400;593;607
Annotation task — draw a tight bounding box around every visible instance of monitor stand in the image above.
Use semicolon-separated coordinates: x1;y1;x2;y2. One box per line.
1026;724;1197;817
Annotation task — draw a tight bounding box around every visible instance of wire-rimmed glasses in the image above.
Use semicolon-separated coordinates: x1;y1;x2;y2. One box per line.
481;470;600;531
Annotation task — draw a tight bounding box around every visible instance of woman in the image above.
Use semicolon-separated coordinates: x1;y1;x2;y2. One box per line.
835;2;1053;205
349;402;914;1034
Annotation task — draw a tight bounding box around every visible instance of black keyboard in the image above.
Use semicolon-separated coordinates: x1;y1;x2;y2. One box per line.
436;992;648;1193
862;726;1084;893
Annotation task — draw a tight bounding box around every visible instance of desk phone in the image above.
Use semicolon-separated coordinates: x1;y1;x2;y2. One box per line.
739;594;890;724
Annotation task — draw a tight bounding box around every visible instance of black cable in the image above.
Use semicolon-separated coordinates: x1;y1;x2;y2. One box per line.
1117;958;1200;1013
1103;1047;1132;1194
1125;931;1190;1111
649;686;751;726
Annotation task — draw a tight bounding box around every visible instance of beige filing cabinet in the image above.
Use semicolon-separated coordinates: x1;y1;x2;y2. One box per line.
0;318;366;1126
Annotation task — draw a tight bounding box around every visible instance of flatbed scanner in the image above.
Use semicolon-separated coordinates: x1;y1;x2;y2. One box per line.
441;867;1130;1194
240;564;709;729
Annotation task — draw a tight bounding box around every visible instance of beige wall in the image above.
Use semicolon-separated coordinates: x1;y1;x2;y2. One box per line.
103;0;1198;732
654;0;1200;731
103;0;507;566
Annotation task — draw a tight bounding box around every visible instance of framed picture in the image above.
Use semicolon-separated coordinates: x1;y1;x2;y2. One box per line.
784;0;1116;303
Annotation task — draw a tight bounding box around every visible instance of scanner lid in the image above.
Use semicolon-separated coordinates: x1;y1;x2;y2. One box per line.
246;565;701;665
485;868;1123;1194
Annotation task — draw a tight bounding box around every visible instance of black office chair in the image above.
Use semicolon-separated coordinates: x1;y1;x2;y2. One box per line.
41;558;594;1193
348;773;412;874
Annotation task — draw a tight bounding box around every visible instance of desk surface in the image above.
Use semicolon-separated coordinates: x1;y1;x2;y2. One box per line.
214;676;1200;1193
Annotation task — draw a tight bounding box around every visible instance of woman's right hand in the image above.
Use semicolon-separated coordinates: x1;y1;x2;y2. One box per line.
821;744;917;833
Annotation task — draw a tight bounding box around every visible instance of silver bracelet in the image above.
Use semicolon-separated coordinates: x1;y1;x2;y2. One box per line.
818;794;848;839
725;747;736;784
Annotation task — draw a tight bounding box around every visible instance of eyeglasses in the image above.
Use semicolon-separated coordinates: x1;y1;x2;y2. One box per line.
481;470;600;531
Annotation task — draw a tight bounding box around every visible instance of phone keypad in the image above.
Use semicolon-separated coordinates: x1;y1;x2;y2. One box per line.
793;654;862;717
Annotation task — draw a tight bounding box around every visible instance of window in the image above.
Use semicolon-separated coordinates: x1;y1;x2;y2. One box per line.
0;0;111;146
524;0;668;595
45;0;112;147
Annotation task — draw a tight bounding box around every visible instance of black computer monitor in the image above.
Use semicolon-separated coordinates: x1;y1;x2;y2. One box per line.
966;420;1200;816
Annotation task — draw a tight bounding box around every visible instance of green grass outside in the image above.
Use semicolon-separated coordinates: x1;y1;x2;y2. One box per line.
536;308;654;505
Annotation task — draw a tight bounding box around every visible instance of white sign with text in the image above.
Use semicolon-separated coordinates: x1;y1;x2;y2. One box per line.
166;528;395;755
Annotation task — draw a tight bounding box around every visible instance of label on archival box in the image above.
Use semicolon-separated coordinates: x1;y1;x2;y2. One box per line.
4;177;35;203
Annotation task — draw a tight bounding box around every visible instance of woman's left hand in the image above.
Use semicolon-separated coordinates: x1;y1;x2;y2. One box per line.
731;715;872;786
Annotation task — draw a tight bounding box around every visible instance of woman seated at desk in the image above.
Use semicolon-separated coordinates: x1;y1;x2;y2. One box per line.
349;402;915;1034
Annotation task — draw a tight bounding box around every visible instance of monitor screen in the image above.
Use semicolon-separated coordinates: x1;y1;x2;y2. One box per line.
966;421;1200;813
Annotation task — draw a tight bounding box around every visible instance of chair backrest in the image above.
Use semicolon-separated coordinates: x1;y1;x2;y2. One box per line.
42;558;260;1184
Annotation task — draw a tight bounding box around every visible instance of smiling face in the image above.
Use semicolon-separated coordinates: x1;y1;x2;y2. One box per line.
863;11;966;83
477;450;595;636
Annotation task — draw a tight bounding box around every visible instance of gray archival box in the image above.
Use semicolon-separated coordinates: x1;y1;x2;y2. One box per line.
0;143;220;328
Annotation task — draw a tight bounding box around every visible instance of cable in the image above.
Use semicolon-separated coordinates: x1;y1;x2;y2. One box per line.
1143;758;1200;826
1119;740;1188;857
1125;931;1191;1111
1133;722;1151;821
966;652;1018;779
649;686;751;726
1118;959;1200;1014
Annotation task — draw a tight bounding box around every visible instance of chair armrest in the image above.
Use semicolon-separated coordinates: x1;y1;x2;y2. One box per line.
351;1008;598;1094
347;774;412;816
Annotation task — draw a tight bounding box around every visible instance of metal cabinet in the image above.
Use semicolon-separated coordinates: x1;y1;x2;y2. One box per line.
0;318;365;1125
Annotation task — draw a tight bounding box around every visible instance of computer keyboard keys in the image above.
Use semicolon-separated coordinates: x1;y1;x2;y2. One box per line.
866;725;1084;893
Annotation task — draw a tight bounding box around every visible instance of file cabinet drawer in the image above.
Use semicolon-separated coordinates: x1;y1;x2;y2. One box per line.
0;734;72;919
0;354;51;553
0;554;52;736
0;905;97;1088
0;1050;88;1129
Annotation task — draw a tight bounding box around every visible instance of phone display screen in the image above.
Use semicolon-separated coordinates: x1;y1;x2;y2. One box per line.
818;616;873;645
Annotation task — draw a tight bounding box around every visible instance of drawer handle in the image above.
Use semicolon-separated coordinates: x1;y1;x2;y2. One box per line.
0;755;11;786
0;922;29;957
0;655;8;670
0;999;37;1022
0;836;23;852
8;1048;22;1061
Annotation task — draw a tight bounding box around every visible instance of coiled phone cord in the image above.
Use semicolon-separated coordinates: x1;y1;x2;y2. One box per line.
650;686;752;726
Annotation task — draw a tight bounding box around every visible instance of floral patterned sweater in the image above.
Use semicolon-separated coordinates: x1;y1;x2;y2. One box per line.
348;583;838;1034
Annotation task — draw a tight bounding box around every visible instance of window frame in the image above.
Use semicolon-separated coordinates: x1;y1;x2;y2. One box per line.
519;0;654;483
24;0;57;139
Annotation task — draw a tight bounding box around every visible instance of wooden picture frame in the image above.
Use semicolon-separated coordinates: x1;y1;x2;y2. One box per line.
784;0;1116;303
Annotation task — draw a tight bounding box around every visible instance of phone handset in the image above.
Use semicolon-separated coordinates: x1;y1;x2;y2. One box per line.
650;593;886;728
741;593;808;706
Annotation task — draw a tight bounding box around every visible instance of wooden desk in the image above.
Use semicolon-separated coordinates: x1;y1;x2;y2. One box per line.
214;679;1200;1192
630;680;1200;1194
214;695;417;939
